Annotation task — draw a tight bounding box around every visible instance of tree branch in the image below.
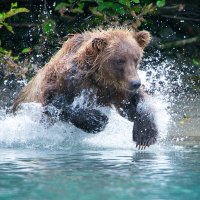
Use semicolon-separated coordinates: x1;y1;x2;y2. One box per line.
160;15;200;22
159;35;200;49
10;23;38;27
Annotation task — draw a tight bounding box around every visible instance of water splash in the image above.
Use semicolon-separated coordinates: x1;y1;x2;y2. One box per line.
0;54;182;150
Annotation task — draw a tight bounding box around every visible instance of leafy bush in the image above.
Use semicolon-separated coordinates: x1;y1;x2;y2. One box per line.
0;2;29;57
54;0;166;28
0;2;30;81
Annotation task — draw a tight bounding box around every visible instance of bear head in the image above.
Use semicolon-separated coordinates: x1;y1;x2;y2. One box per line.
75;29;151;92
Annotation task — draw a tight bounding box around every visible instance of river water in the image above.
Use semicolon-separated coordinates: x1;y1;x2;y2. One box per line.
0;57;200;200
0;145;200;200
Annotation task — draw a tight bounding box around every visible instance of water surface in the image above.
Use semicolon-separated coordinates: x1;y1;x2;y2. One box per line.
0;145;200;200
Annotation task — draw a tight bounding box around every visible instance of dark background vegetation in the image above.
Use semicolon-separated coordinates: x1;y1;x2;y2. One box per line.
0;0;200;107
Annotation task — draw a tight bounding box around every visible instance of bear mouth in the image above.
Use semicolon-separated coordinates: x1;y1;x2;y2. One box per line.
124;87;140;93
95;77;140;93
116;84;139;94
118;81;140;93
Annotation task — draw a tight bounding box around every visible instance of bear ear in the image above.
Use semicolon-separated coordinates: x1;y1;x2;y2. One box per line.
92;38;107;52
135;31;151;49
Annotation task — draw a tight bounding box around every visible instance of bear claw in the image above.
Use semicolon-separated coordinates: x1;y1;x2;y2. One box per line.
135;137;157;150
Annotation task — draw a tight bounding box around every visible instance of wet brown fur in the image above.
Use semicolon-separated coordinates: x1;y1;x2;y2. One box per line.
13;28;151;112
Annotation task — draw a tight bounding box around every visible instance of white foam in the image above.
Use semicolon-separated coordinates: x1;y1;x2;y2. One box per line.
83;109;133;149
0;55;178;150
0;99;170;150
0;103;77;149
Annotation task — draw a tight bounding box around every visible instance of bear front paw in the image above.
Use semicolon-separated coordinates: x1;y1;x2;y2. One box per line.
132;116;158;150
70;108;109;133
133;133;157;150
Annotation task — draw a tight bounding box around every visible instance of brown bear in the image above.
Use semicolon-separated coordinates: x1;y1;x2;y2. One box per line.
13;28;158;149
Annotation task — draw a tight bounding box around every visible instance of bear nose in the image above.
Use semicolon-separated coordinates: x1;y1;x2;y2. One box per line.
129;80;141;90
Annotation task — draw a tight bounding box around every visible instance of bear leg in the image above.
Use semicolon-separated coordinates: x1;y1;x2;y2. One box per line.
60;107;108;133
70;108;108;133
132;111;158;150
45;95;109;133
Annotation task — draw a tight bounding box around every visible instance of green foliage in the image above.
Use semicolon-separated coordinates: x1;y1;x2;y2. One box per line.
54;0;165;16
156;0;166;7
133;0;140;3
0;47;8;55
21;47;32;54
0;2;31;82
42;19;56;35
55;2;68;11
54;0;159;25
0;2;29;33
192;58;200;67
0;2;29;59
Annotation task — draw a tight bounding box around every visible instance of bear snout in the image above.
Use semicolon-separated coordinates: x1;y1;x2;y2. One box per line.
129;80;141;91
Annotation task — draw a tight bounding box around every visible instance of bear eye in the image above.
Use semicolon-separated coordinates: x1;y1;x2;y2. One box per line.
133;57;138;63
116;59;126;65
115;65;124;73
